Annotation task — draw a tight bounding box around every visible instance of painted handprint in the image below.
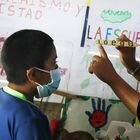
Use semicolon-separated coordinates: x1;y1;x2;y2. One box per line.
85;98;112;129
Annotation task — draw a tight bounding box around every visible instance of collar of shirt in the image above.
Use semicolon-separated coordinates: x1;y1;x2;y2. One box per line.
3;86;35;106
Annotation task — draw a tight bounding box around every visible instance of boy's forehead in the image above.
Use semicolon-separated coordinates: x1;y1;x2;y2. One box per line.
45;47;57;62
44;49;57;69
51;47;57;58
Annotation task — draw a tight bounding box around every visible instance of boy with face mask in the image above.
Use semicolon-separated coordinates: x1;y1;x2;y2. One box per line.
0;29;61;140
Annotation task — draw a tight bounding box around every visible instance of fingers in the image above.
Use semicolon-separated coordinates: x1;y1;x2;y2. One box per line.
116;34;132;49
88;55;101;74
88;64;94;74
88;45;108;74
98;44;107;58
88;56;96;74
88;58;96;74
117;34;131;42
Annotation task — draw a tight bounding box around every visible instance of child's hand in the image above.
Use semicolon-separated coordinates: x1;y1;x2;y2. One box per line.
88;44;117;85
116;34;137;70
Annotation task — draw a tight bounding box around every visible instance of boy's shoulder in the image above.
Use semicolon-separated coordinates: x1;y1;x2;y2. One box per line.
0;87;44;118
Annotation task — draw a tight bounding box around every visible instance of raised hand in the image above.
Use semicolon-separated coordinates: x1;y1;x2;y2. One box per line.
116;34;137;71
88;44;117;85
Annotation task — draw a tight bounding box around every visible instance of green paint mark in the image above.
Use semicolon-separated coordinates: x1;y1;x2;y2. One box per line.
81;53;92;68
80;78;90;90
109;99;121;104
61;97;72;121
77;95;90;100
100;10;132;23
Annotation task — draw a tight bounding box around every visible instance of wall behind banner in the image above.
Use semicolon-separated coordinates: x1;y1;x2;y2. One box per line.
0;0;139;99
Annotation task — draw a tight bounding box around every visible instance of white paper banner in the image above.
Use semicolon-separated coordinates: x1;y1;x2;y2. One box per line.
0;0;139;99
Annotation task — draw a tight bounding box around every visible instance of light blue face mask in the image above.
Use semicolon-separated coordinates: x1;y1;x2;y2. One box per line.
34;67;61;98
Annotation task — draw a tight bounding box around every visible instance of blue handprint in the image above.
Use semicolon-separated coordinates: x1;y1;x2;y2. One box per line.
85;98;112;129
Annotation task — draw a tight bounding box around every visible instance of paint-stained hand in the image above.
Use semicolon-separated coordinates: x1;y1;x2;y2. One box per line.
85;98;112;129
116;34;137;70
88;44;117;85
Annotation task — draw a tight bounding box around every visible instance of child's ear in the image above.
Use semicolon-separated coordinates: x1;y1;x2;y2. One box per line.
26;68;38;84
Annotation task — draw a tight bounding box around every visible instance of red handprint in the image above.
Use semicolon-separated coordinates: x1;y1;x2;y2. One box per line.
85;98;112;129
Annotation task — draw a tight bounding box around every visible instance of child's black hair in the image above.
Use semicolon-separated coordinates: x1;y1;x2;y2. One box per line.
1;29;54;84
